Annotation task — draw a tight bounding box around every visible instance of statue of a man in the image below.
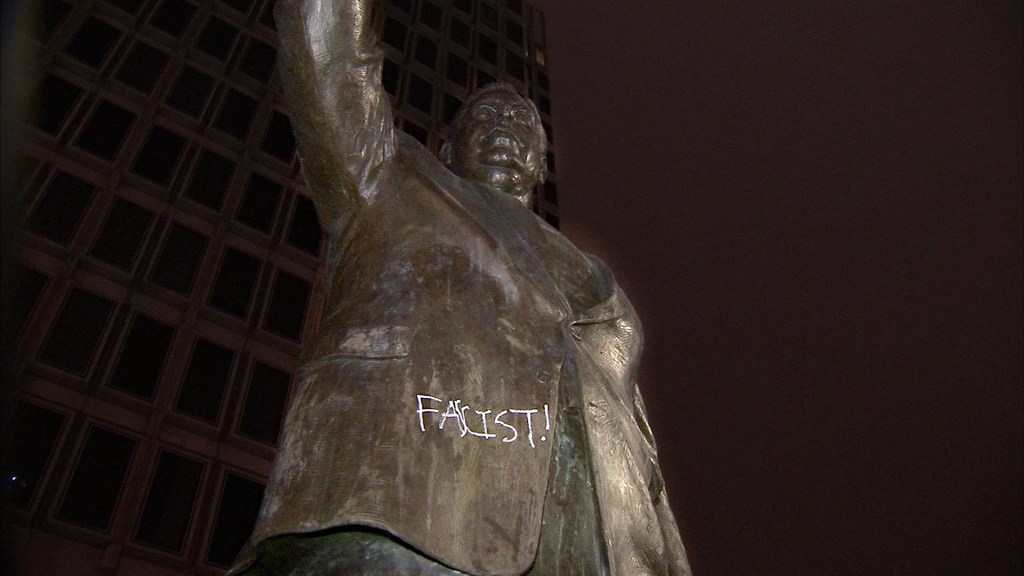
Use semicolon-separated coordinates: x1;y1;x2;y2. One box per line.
229;0;692;574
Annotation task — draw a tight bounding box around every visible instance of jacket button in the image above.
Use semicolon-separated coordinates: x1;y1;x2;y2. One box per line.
536;370;553;383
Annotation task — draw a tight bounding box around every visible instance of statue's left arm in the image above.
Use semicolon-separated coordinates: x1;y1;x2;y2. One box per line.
634;384;694;575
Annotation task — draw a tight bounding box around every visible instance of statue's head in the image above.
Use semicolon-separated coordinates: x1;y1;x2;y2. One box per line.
440;83;547;208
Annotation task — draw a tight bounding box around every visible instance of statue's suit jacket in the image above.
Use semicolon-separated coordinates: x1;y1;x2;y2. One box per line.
232;1;690;574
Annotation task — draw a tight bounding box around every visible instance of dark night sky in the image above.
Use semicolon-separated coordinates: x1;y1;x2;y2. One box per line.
541;2;1022;575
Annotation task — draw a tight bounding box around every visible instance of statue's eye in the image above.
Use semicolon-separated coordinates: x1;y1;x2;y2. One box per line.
473;105;496;120
511;108;531;123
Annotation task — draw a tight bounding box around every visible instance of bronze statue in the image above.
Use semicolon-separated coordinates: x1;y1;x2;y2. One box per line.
229;0;691;574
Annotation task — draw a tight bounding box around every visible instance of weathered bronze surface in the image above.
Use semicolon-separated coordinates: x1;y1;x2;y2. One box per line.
229;0;692;574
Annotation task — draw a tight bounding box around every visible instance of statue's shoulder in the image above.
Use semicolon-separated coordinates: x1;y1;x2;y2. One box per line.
393;131;443;171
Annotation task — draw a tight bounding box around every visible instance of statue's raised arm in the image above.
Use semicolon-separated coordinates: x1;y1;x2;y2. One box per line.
274;0;393;232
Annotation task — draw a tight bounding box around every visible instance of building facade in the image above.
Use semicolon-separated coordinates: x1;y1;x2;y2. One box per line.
4;0;558;574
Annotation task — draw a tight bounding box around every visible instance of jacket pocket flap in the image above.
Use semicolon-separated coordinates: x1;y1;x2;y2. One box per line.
336;326;414;358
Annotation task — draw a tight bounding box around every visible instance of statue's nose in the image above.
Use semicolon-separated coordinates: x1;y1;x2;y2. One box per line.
496;107;517;124
483;128;515;148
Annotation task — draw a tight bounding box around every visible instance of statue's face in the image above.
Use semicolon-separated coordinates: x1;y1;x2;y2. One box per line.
446;89;546;207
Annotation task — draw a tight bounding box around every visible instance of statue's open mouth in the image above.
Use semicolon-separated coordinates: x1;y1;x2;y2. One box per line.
479;149;523;169
479;130;526;170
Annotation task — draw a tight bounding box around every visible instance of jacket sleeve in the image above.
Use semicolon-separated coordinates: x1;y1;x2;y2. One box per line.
274;0;394;233
633;384;694;576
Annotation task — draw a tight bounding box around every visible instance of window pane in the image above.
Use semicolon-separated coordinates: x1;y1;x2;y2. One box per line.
214;90;257;140
32;75;82;134
115;42;169;94
544;181;558;205
538;94;551;115
443;93;462;125
407;73;433;115
505;19;522;45
258;1;276;30
478;33;498;65
150;0;196;36
419;2;442;31
475;69;494;89
38;288;115;376
403;121;428;146
166;65;214;117
453;0;472;16
57;427;136;530
239;38;275;82
65;16;121;68
206;474;264;567
286;196;322;255
263;271;310;341
185;149;235;210
208;248;260;318
89;198;154;270
505;50;524;80
75;101;136;160
380;18;407;52
132;126;186;185
382;58;400;97
175;338;234;422
33;0;72;42
26;171;94;245
107;314;175;400
413;36;438;68
480;3;498;29
445;53;468;87
8;265;49;338
195;16;238;61
261;111;295;162
1;403;65;509
237;363;290;445
105;0;144;15
135;451;204;553
149;223;208;295
221;0;250;15
236;174;282;233
450;18;471;48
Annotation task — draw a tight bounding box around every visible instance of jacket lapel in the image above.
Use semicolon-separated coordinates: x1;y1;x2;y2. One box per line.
403;136;571;317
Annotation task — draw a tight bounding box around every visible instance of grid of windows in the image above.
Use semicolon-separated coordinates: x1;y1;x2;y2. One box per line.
12;0;556;573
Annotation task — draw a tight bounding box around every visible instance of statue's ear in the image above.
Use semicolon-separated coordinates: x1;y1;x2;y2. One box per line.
534;154;547;187
439;140;453;167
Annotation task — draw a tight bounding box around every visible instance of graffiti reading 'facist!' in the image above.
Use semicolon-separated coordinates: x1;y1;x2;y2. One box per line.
415;395;551;448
